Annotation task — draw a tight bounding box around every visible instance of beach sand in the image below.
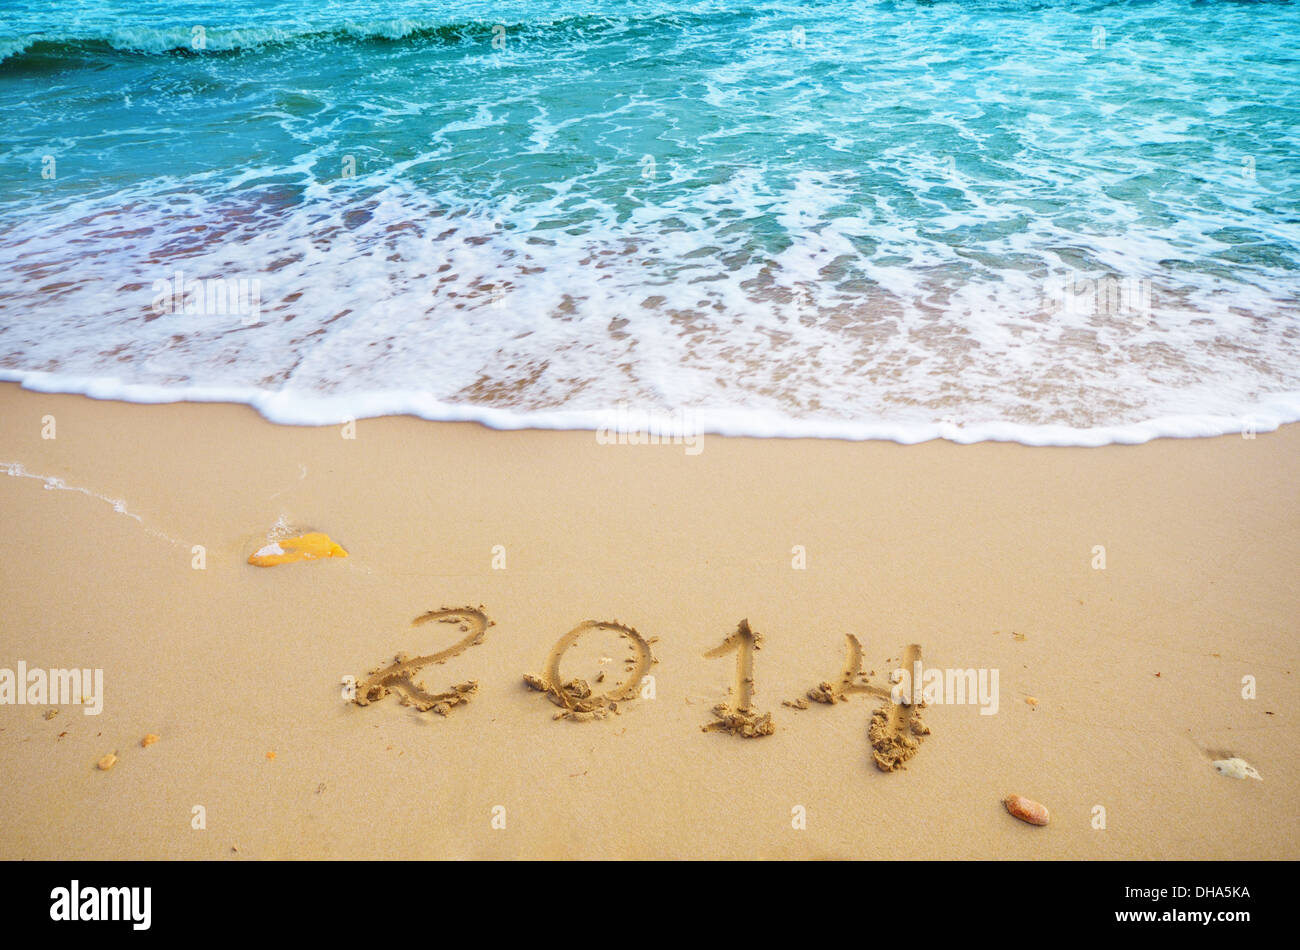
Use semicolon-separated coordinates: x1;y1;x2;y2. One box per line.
0;381;1296;859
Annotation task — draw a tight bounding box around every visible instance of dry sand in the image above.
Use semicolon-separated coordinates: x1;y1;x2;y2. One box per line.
0;381;1296;858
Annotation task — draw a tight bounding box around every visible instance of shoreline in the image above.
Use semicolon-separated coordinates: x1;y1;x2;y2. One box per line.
1;381;1296;859
5;372;1300;447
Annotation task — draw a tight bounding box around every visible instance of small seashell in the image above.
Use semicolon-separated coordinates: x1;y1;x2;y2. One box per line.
1212;757;1262;781
1025;697;1038;706
1004;794;1050;826
141;734;159;747
97;753;117;771
247;532;347;567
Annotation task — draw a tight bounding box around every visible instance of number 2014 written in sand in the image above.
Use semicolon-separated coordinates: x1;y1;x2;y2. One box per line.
345;606;930;772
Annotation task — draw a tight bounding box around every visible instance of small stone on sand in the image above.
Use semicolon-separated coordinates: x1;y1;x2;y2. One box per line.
1004;794;1050;826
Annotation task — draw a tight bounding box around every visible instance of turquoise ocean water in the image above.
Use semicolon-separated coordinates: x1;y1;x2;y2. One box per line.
1;0;1298;442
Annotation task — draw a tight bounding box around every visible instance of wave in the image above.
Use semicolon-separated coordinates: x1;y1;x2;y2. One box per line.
0;11;723;69
0;22;478;67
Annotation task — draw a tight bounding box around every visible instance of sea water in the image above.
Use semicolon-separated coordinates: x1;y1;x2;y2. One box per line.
1;0;1298;443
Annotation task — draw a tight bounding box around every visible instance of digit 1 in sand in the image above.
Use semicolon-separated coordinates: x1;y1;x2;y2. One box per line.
702;618;774;738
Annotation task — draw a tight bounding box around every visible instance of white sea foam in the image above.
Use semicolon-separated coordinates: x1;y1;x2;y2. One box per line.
1;161;1297;445
0;460;188;543
3;369;1297;446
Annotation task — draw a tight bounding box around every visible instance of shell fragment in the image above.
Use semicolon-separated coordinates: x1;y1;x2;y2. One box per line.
1212;757;1262;781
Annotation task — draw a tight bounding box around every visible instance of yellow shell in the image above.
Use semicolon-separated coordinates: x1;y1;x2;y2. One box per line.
1004;794;1050;826
248;532;347;567
141;734;160;747
96;753;117;771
